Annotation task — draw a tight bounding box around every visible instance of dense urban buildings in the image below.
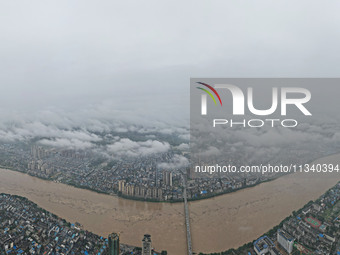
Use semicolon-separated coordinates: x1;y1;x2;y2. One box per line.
200;181;340;255
0;142;284;203
0;193;163;255
1;142;340;255
0;193;109;254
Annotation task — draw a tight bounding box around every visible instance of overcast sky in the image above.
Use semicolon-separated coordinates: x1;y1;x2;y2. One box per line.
1;0;340;126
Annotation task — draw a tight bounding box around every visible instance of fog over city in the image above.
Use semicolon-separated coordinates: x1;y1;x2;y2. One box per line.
2;2;340;255
1;0;340;161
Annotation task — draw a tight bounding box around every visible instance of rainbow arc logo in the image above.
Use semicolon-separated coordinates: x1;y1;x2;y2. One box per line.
196;82;222;106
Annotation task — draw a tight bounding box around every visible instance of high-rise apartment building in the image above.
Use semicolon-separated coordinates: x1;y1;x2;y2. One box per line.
108;233;120;255
162;171;172;187
142;234;152;255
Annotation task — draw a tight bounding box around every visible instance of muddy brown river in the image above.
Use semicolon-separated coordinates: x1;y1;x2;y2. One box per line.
0;154;339;254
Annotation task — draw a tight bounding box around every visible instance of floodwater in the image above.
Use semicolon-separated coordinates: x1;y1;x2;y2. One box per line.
0;154;339;254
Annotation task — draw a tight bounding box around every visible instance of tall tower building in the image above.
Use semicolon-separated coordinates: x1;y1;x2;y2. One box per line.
157;188;163;199
168;171;172;187
162;170;166;185
277;229;294;254
108;233;120;255
155;167;158;187
31;145;38;159
152;187;158;198
162;171;173;187
118;180;125;192
142;234;152;255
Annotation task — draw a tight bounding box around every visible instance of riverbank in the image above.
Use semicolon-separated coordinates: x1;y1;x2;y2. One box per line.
0;153;339;254
0;167;187;254
0;164;292;204
189;153;340;254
